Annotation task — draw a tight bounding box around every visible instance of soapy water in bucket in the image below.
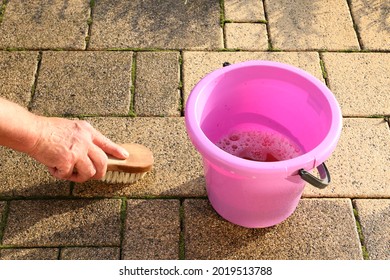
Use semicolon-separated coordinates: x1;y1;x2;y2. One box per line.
216;130;303;162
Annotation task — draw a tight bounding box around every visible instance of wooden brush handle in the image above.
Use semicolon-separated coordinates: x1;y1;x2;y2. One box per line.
107;143;154;173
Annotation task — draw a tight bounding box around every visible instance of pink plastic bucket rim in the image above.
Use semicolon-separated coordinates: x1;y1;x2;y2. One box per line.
185;60;342;175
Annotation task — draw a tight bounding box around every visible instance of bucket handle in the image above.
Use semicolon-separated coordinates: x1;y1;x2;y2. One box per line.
299;163;330;189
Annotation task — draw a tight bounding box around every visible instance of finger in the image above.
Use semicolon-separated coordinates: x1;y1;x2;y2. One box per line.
49;164;75;181
67;157;97;183
88;145;108;180
92;130;129;159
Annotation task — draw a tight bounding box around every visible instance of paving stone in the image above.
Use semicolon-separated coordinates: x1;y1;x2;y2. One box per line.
60;247;120;260
0;147;70;197
183;51;324;105
265;0;359;50
0;0;89;50
89;0;223;50
225;23;268;50
304;118;390;198
122;200;180;260
2;199;121;246
30;51;133;116
184;198;362;259
354;199;390;260
0;248;59;260
350;0;390;50
224;0;265;22
322;52;390;116
0;51;38;107
72;117;205;197
134;52;181;117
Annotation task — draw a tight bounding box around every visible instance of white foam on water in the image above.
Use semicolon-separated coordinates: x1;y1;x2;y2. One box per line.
216;130;302;162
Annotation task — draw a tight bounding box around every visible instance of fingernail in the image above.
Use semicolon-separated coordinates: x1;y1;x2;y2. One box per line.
122;149;129;158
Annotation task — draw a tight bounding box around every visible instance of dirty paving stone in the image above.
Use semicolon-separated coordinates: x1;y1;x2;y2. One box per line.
0;51;39;107
224;23;268;50
60;247;120;260
265;0;359;50
0;147;70;197
354;199;390;260
303;118;390;198
185;199;363;260
30;51;133;116
224;0;265;22
89;0;223;50
134;52;181;117
2;199;122;247
0;0;89;50
321;52;390;116
349;0;390;50
73;117;205;198
122;200;180;260
0;248;59;260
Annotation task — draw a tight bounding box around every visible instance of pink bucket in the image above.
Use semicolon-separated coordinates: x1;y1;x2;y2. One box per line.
185;61;342;228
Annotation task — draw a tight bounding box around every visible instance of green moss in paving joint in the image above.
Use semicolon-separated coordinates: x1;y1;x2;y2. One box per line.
0;0;7;24
353;208;370;260
0;201;10;244
85;0;95;50
179;199;185;260
119;198;127;260
219;0;225;28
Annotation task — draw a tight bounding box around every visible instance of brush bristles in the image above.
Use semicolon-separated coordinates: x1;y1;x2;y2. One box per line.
102;171;147;184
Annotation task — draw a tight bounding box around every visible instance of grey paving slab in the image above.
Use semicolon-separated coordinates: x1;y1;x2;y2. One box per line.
0;248;59;260
0;0;89;50
322;52;390;116
134;52;181;117
89;0;223;50
30;51;133;116
0;147;70;197
73;117;205;197
304;118;390;198
184;198;362;260
182;51;323;106
224;0;265;22
350;0;390;50
122;200;180;260
2;199;121;247
0;51;38;107
354;199;390;260
225;23;268;50
265;0;359;50
60;247;120;260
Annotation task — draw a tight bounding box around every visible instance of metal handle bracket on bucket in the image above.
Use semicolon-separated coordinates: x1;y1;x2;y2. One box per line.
299;163;330;189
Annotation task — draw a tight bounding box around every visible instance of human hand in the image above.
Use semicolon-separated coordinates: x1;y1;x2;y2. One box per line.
28;117;129;183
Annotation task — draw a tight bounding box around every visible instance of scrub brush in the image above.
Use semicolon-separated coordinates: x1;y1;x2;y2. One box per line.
101;143;154;184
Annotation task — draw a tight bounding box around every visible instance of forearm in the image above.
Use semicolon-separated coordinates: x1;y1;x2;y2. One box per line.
0;97;41;154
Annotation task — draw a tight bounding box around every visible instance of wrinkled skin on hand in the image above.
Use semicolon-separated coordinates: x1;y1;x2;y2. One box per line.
28;118;128;183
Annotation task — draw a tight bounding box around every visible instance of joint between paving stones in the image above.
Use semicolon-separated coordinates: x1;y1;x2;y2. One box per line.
345;0;364;50
119;197;127;260
261;0;273;51
178;51;185;117
85;0;96;50
0;201;9;245
129;52;137;117
27;51;42;112
318;52;330;88
179;198;185;260
352;200;370;260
